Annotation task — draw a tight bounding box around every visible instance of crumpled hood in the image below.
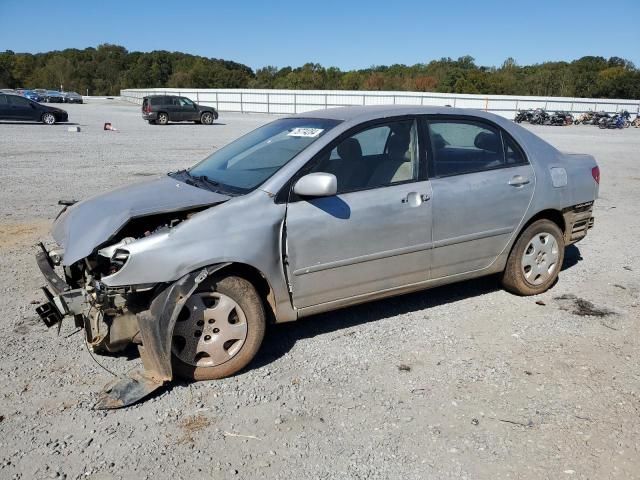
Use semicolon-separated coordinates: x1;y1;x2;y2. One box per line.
52;175;230;265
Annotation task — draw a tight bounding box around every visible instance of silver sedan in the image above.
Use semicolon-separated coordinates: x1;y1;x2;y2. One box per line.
35;106;599;408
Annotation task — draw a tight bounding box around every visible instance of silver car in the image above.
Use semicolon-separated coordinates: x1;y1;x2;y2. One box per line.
35;106;599;408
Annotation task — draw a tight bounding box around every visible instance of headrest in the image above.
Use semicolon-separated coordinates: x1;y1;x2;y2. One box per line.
431;133;446;150
474;131;500;153
337;138;363;161
387;133;410;161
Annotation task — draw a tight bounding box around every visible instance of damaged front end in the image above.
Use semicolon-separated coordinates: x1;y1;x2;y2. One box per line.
34;176;231;409
36;232;225;409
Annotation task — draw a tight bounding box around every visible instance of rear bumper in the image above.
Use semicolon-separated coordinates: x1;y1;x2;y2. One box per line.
142;112;158;120
563;202;595;244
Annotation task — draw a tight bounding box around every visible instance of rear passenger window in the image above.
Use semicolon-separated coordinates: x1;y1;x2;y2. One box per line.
312;120;418;193
150;97;164;106
427;120;511;177
504;134;526;165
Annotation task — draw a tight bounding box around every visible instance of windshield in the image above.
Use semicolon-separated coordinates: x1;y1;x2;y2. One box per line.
186;117;340;192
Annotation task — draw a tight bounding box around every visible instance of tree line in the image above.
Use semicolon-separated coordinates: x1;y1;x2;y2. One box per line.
1;44;638;99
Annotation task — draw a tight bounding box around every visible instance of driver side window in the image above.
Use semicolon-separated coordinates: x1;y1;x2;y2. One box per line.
312;119;418;194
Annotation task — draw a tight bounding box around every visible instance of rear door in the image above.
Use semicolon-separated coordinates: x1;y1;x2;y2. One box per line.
424;116;535;278
166;96;183;121
0;94;9;119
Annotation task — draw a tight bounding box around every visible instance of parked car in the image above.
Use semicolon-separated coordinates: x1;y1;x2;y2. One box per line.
22;90;44;102
64;91;83;104
35;106;598;408
44;90;65;103
141;95;218;125
0;93;68;124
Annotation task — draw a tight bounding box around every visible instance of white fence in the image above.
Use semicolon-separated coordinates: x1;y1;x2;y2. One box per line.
120;88;640;119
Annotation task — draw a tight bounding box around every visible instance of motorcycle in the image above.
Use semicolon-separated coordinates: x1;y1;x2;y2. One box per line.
598;114;625;129
529;108;550;125
592;111;610;126
618;110;631;128
514;109;534;123
549;111;573;126
574;111;594;125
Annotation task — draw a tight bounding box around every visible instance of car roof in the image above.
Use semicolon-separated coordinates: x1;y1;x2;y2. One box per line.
289;105;505;123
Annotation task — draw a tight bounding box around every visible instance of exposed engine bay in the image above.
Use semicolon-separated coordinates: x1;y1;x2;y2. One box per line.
41;208;207;355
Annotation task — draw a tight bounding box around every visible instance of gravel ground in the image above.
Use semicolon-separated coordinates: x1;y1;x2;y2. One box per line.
0;100;638;480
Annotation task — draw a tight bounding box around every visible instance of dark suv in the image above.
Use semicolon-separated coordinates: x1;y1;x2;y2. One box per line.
142;95;219;125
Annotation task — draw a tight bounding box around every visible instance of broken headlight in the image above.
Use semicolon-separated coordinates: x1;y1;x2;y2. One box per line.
110;249;130;273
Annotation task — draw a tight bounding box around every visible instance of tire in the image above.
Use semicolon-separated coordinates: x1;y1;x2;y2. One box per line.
42;112;56;125
156;112;169;125
171;275;266;381
502;219;565;296
574;120;580;125
200;112;214;125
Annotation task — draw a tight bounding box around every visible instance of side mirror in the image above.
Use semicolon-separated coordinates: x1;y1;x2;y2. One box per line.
293;172;337;198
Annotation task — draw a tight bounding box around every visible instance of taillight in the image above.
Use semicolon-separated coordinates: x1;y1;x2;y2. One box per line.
591;166;600;184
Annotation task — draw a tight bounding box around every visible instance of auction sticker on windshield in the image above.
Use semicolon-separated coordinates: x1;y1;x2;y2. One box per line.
288;127;324;138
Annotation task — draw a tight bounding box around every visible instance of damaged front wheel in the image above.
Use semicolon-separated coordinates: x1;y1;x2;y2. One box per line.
171;276;266;381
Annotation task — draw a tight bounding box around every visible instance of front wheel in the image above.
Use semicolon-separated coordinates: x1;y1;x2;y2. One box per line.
171;275;266;381
502;219;565;296
42;113;56;125
200;112;214;125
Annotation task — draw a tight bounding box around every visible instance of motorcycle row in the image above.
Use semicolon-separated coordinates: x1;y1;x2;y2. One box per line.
514;108;640;129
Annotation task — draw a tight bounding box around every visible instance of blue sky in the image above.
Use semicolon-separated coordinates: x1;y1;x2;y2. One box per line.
1;0;639;70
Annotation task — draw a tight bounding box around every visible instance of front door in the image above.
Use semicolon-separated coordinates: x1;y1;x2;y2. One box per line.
178;97;199;121
424;117;535;278
285;118;433;309
7;94;36;120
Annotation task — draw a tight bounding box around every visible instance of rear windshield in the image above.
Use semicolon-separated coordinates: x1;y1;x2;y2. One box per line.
187;117;341;192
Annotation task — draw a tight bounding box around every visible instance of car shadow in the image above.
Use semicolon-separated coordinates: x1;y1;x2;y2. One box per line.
251;246;583;371
98;245;583;391
0;121;79;125
250;274;502;371
561;244;582;271
157;122;227;126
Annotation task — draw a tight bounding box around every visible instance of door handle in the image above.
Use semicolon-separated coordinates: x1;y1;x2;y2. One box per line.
401;192;430;206
508;175;530;187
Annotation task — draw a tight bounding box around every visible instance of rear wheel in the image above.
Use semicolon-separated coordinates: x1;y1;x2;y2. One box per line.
42;113;56;125
156;112;169;125
200;112;214;125
171;276;266;381
502;219;564;296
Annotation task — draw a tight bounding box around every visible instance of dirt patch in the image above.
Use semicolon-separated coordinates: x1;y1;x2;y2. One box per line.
178;413;212;444
554;294;616;317
0;220;49;250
